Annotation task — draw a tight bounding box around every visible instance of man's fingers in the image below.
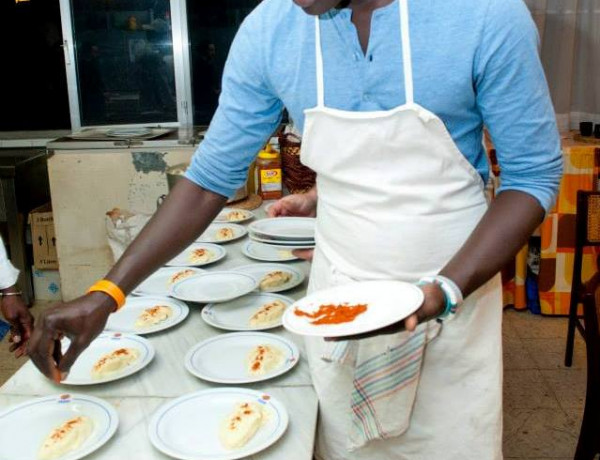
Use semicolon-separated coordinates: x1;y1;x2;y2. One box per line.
20;313;34;341
14;344;27;359
28;329;61;383
9;330;21;344
57;337;88;375
292;248;314;261
328;322;406;341
404;314;418;332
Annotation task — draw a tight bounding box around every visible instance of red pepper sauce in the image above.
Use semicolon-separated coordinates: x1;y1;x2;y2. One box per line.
294;303;368;325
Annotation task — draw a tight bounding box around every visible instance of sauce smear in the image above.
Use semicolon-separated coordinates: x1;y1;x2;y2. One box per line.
294;303;368;325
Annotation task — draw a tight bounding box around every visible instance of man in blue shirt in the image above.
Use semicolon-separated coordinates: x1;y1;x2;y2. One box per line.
29;0;562;458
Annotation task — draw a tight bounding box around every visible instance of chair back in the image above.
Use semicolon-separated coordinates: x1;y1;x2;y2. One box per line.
576;191;600;247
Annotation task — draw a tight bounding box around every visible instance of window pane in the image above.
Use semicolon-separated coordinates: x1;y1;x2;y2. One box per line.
186;1;261;125
71;0;177;125
0;0;70;130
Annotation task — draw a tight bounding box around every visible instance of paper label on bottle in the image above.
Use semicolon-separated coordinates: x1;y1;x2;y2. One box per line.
260;168;282;192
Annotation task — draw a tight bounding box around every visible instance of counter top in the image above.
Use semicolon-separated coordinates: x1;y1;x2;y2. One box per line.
47;127;206;150
0;130;71;148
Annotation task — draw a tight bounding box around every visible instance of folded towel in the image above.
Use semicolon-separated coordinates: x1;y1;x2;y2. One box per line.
322;321;441;450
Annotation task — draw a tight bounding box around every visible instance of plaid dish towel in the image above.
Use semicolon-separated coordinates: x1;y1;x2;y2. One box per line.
322;320;441;451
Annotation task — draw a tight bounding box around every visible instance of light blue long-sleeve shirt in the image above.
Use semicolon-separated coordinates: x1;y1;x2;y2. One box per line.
186;0;562;212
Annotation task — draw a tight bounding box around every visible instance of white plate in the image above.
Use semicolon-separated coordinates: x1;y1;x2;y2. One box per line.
214;208;254;223
170;272;258;303
242;241;299;262
166;243;226;267
232;264;305;293
282;280;424;338
106;127;152;137
132;267;206;297
0;394;119;460
197;223;248;244
263;201;276;215
105;296;189;335
248;233;315;248
61;332;155;385
184;332;299;384
248;229;315;244
148;388;288;460
201;293;295;331
248;217;315;240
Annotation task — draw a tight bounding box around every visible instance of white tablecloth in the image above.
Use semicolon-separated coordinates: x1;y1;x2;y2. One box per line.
0;204;318;460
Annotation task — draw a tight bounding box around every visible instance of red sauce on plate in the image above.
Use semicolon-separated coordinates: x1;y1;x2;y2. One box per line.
294;303;368;325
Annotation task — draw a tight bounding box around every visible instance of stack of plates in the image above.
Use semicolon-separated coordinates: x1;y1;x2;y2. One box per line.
248;217;315;250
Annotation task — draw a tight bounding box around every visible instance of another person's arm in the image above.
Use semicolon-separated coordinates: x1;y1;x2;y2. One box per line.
0;237;33;357
28;6;283;382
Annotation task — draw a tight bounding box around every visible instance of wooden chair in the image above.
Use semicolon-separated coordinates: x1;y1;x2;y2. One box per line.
574;273;600;459
565;191;600;367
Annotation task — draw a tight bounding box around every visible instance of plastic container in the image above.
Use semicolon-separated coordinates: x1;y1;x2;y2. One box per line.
256;145;283;200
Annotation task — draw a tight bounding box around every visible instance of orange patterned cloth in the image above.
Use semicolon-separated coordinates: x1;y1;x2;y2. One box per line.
501;133;599;314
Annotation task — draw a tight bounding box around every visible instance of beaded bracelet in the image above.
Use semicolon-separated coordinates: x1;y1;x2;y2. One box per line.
418;275;463;318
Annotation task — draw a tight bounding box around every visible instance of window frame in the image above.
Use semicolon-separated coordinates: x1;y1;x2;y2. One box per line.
58;0;194;130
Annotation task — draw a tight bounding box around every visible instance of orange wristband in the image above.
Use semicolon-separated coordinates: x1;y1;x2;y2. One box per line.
87;280;126;311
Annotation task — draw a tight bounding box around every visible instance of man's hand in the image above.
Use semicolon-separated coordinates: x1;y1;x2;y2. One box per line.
328;282;446;341
267;190;318;219
1;293;34;358
268;188;318;261
27;293;115;382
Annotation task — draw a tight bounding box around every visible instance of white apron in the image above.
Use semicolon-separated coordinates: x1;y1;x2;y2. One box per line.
300;1;503;459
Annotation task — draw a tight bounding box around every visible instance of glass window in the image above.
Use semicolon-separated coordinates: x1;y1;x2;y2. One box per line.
71;0;178;125
0;0;70;131
186;1;261;125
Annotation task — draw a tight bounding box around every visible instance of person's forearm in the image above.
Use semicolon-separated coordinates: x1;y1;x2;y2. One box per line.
104;178;227;294
439;190;545;298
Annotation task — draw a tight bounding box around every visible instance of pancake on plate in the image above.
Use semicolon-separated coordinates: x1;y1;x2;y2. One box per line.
91;347;140;379
167;269;196;286
277;250;293;259
188;248;214;265
248;300;286;327
38;416;93;460
246;344;284;376
259;271;292;291
224;210;247;222
134;305;173;329
218;401;266;450
215;227;235;241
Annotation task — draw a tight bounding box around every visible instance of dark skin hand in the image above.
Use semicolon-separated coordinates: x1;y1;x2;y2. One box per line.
28;178;227;382
270;188;545;341
1;286;34;358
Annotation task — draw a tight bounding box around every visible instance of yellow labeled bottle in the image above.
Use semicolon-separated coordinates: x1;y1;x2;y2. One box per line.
256;145;282;200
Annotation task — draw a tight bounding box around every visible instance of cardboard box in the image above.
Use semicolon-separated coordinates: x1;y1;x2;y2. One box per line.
32;266;62;301
29;203;58;270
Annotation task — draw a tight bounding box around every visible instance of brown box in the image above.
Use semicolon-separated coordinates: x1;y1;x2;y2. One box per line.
29;203;58;270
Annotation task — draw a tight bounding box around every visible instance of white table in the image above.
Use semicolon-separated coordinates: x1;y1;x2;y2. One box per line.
0;204;319;460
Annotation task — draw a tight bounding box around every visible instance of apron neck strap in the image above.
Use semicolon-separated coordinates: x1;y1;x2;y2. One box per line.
315;15;325;108
399;0;414;105
313;0;415;108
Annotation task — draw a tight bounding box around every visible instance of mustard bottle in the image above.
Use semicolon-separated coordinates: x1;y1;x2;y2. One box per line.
256;145;283;200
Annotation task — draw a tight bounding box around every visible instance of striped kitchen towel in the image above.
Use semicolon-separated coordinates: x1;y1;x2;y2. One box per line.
322;320;441;451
